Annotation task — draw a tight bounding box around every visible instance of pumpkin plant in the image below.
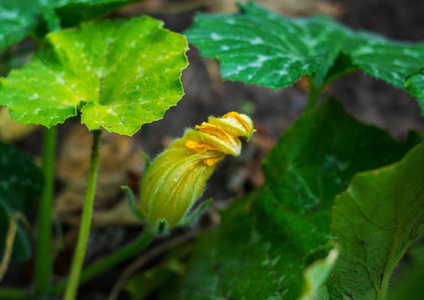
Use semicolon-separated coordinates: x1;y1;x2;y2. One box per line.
0;1;423;300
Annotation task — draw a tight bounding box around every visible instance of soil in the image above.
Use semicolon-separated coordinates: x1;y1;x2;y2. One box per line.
2;0;424;299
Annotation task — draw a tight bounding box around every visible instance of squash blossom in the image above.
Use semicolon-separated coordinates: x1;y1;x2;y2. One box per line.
140;112;255;227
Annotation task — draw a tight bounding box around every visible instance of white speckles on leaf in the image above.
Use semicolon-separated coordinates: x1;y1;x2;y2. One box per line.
210;33;224;41
250;37;264;45
29;93;39;100
0;16;189;134
186;2;424;94
55;76;65;84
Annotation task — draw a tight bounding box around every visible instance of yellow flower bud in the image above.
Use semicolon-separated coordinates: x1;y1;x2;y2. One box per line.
140;112;255;228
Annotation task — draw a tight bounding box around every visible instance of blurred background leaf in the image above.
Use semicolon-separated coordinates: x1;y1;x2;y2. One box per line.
0;142;43;260
0;0;146;50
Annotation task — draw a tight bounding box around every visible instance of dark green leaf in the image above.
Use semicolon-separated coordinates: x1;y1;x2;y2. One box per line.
0;0;145;49
185;2;424;94
0;142;43;260
0;0;42;49
124;246;191;300
0;16;188;135
331;142;424;300
389;264;424;300
388;241;424;300
170;99;422;299
55;0;142;28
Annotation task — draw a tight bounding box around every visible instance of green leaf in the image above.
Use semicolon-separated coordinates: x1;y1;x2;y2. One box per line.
185;2;424;93
389;264;424;300
300;247;339;300
0;16;188;135
0;142;43;260
331;142;424;300
0;0;42;49
169;98;422;299
388;242;424;300
0;0;145;49
54;0;143;28
405;67;424;112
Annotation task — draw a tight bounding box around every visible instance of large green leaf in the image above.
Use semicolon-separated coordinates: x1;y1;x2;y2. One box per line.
0;16;188;135
0;0;144;49
0;142;43;260
169;99;422;299
331;142;424;300
185;2;424;93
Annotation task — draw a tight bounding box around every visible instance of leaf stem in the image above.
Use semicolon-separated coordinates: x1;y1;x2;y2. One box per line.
34;126;57;299
63;130;102;300
305;75;322;112
52;230;153;296
377;235;417;300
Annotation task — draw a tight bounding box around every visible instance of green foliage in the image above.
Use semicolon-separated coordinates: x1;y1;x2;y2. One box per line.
167;99;423;299
0;0;144;49
405;67;424;112
0;16;188;135
332;142;424;300
301;247;339;300
124;246;191;300
185;2;424;108
0;0;42;49
0;142;43;260
54;0;142;28
388;243;424;300
0;1;423;298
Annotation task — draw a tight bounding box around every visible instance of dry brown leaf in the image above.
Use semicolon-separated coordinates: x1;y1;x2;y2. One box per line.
0;107;38;142
207;0;345;17
204;58;228;98
118;0;344;17
55;125;145;227
117;0;214;15
297;75;333;93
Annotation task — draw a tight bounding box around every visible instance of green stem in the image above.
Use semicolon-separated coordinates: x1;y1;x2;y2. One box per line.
34;126;57;299
0;288;29;300
377;237;416;300
52;230;153;296
305;75;322;112
63;130;102;300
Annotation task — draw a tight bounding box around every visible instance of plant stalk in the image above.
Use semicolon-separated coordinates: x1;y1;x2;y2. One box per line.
34;126;57;299
52;230;153;296
63;130;102;300
305;75;322;112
